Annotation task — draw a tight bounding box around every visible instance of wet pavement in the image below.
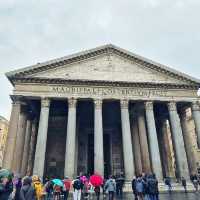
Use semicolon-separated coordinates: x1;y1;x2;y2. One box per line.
64;192;200;199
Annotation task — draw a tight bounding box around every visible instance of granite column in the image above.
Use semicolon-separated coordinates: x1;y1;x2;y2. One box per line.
64;98;77;178
145;101;163;181
33;98;50;179
94;99;104;176
3;97;21;170
167;102;190;180
120;99;135;180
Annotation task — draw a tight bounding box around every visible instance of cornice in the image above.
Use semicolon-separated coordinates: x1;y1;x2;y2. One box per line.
12;77;199;90
6;44;200;87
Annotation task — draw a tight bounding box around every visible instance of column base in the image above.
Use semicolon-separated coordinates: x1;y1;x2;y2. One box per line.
123;181;195;193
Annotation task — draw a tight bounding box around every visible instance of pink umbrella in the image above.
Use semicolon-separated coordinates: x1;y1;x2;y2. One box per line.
89;174;103;187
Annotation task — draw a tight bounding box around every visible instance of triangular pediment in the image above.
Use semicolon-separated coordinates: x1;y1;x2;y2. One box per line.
26;53;190;85
6;44;200;87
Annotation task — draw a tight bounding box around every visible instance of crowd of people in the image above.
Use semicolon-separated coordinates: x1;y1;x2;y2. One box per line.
1;168;200;200
0;170;122;200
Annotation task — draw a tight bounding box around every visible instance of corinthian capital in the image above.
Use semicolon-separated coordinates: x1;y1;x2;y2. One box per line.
144;101;154;111
94;99;102;109
41;98;50;108
167;102;177;111
120;99;129;109
68;98;77;108
11;95;22;105
192;101;200;111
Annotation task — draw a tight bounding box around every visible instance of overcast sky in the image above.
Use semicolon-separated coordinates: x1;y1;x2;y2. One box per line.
1;0;200;120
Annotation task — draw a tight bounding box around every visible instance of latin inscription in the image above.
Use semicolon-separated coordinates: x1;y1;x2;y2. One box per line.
51;86;168;98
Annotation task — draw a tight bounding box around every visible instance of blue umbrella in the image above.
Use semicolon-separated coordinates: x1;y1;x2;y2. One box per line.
52;179;64;187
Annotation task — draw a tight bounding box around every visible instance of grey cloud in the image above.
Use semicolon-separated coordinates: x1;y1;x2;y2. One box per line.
0;0;200;119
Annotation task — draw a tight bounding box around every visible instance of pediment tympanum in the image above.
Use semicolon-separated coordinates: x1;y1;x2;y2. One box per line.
6;44;200;87
26;53;189;85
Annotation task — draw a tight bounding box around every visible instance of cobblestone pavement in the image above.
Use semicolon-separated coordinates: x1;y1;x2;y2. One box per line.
62;192;200;199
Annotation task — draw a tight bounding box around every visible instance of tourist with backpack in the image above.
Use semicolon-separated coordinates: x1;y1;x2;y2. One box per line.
146;174;159;200
104;176;116;200
135;175;145;200
72;176;83;200
44;180;53;200
132;176;138;200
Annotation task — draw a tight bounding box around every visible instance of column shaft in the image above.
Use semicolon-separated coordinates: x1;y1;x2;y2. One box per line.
3;98;21;169
64;98;77;178
192;102;200;148
121;100;135;180
180;108;197;175
94;99;104;176
12;110;27;173
132;117;142;175
137;112;151;173
21;119;32;176
145;102;163;181
33;98;50;178
27;119;37;176
167;102;190;180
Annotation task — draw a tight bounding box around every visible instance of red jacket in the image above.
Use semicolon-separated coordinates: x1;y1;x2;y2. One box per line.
63;179;71;191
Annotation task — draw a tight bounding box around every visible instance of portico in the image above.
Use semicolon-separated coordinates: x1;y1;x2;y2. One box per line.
3;44;200;182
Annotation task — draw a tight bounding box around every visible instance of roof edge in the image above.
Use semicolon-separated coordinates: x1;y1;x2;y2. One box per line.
6;44;200;85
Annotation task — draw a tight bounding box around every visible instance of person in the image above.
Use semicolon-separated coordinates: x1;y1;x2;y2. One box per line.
104;176;116;200
94;186;100;200
192;177;199;192
20;176;36;200
0;177;13;200
135;175;145;200
53;184;62;200
44;180;53;200
164;177;172;193
63;177;71;200
14;177;22;200
115;173;125;197
72;176;83;200
32;175;44;200
181;177;187;193
132;176;138;200
146;174;159;200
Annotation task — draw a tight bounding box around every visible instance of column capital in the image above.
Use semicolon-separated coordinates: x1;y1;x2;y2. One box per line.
192;101;200;111
167;102;177;111
68;98;77;108
120;99;129;109
144;101;154;110
41;98;50;108
11;95;23;105
94;99;102;109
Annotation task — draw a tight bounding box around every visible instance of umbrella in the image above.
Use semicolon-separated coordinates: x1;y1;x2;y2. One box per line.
52;179;64;187
0;169;13;180
89;175;103;187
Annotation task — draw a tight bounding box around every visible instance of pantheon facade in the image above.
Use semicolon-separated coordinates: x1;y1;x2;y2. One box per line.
3;44;200;181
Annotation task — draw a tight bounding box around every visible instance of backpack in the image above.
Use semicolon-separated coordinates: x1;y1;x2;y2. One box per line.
73;179;82;190
136;180;144;193
33;181;44;198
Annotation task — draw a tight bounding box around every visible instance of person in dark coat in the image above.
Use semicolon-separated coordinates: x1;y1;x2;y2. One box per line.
131;176;138;200
116;173;125;197
181;177;187;193
15;177;22;200
0;177;13;200
20;176;36;200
